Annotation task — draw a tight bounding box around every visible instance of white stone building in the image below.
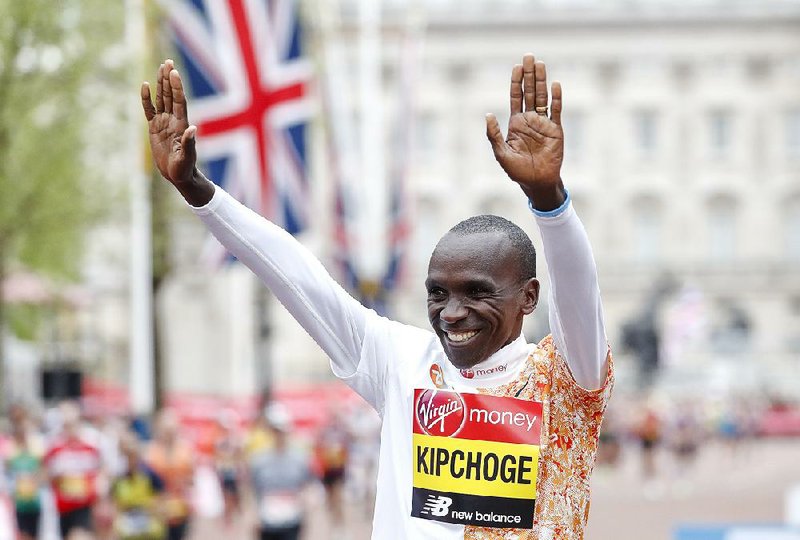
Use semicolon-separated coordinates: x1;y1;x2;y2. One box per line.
73;0;800;410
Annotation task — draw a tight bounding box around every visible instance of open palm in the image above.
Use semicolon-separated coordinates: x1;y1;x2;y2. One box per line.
502;110;563;185
141;61;196;186
487;54;565;209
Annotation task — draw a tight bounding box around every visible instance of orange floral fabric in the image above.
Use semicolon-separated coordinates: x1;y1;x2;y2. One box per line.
465;335;614;540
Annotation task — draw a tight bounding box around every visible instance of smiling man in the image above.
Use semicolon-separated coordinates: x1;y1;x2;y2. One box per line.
142;53;613;540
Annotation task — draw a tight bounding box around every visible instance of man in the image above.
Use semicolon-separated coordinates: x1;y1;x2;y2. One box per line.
109;433;167;540
143;409;195;540
249;404;313;540
43;401;103;540
3;404;45;540
141;53;613;539
314;407;351;534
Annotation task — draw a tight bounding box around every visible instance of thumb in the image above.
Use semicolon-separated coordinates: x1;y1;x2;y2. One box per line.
180;125;198;165
485;113;507;160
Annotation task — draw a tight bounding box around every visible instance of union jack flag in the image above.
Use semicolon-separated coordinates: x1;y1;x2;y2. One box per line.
164;0;313;260
322;30;415;315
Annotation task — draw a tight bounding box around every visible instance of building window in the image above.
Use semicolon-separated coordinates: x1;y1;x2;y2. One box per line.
710;300;752;355
786;197;800;262
707;196;738;262
562;111;584;163
412;197;440;269
709;109;733;159
633;109;658;158
416;112;437;165
632;196;661;264
787;296;800;354
787;109;800;160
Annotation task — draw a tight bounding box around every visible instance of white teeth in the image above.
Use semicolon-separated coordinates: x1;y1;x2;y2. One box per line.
447;330;479;343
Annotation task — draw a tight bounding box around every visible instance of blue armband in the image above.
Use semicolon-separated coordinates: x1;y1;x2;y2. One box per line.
528;188;571;218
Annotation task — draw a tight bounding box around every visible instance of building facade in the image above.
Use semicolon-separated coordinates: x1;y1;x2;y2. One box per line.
74;0;800;410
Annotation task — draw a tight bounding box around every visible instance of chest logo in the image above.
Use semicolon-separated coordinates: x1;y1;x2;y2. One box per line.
429;364;446;388
415;389;466;437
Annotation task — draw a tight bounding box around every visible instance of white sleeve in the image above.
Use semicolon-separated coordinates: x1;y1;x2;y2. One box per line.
190;185;371;383
534;201;608;390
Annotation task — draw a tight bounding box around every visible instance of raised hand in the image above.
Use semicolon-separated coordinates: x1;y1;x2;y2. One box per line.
141;60;213;206
486;54;565;211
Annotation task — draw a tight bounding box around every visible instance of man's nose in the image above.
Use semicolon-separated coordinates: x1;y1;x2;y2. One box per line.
440;297;468;323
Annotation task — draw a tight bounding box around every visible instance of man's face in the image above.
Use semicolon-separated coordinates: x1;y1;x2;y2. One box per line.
426;231;539;370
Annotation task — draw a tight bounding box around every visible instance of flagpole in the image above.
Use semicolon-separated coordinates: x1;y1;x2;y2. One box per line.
126;0;155;416
357;0;387;287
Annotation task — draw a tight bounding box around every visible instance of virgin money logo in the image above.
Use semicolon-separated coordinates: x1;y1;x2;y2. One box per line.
416;389;466;437
461;364;507;379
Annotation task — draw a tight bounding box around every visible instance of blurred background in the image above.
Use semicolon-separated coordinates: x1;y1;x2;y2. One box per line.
0;0;799;538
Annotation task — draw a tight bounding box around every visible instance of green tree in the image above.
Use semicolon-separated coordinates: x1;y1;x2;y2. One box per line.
0;0;124;399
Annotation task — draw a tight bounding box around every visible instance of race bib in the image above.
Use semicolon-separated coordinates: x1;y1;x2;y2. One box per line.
117;510;154;535
59;475;88;499
411;389;542;529
15;476;38;501
165;496;189;520
259;492;303;527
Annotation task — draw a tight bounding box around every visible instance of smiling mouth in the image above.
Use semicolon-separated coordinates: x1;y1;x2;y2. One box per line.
446;330;480;344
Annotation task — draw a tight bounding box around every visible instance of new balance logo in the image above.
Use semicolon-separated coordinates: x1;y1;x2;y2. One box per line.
420;495;453;517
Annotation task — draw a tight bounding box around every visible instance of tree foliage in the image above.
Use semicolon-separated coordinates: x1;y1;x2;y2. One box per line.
0;1;126;397
0;0;124;280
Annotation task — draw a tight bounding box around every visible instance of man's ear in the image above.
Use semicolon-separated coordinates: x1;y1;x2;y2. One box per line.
521;278;540;315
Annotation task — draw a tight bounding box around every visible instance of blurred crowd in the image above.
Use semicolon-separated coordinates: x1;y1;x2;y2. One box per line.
0;398;381;540
0;392;796;539
595;392;799;498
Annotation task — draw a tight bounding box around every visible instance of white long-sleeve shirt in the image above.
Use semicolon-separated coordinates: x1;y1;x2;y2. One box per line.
191;185;607;392
191;185;610;539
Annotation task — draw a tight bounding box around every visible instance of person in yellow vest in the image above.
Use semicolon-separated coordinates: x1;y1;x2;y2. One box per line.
244;407;276;459
111;433;166;540
142;52;613;539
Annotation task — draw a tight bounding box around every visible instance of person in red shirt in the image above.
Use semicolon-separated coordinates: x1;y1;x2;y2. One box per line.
315;409;351;533
43;401;103;540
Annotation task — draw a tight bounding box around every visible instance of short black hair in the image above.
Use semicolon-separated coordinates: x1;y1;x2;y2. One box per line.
445;214;536;279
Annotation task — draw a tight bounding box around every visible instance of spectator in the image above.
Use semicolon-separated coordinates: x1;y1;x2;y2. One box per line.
111;432;166;540
3;404;46;540
145;410;195;540
636;403;662;493
250;405;313;540
213;409;243;528
44;401;103;540
315;408;351;533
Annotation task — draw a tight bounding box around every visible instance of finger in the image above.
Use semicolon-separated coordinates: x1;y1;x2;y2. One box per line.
155;64;165;113
510;64;523;116
162;59;174;114
180;125;198;165
534;60;549;114
170;68;188;121
141;82;156;121
522;54;536;112
550;81;562;125
485;113;508;160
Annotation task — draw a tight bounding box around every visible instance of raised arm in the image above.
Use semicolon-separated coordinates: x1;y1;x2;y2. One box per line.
141;60;371;382
486;54;608;390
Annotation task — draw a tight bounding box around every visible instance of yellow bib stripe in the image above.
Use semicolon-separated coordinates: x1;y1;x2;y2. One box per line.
412;433;539;500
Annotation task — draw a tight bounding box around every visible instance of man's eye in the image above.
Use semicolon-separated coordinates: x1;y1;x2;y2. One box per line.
427;288;446;300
